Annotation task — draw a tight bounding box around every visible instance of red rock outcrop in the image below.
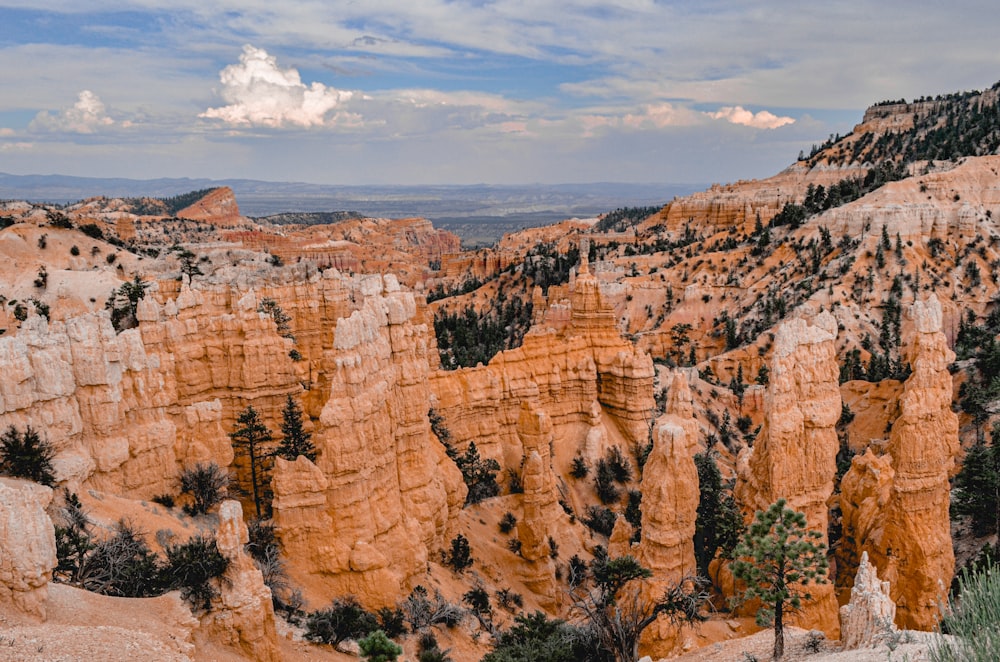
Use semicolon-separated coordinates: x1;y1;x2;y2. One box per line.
176;186;243;226
200;500;280;661
428;257;655;494
636;419;700;658
840;296;958;630
515;403;562;608
270;275;465;607
736;312;840;635
0;478;56;620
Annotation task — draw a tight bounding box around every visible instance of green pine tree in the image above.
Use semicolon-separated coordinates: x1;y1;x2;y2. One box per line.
229;405;274;519
276;395;317;462
731;499;828;661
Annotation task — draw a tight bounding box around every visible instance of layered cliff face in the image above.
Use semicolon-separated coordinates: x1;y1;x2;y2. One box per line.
272;275;465;607
0;478;56;620
428;260;655;493
840;296;958;630
736;312;841;635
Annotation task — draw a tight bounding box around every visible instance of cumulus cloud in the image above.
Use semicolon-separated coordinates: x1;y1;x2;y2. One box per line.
30;90;115;133
201;45;355;128
707;106;795;129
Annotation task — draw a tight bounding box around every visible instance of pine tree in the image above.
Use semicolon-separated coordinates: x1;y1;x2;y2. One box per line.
276;395;317;462
731;499;828;661
229;405;274;519
953;423;1000;536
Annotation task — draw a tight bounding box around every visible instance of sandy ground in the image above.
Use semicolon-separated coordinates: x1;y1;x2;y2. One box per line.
670;626;939;662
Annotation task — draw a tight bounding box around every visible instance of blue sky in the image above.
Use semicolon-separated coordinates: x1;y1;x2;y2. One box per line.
0;1;997;186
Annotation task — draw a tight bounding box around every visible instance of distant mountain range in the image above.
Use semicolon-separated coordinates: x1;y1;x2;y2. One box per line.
0;172;699;222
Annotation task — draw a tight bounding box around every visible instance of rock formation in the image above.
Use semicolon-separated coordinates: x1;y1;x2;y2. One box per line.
428;255;655;489
840;296;958;630
514;402;563;609
200;500;280;661
0;478;56;620
840;551;898;649
736;312;840;635
271;276;465;607
175;186;244;226
636;420;699;658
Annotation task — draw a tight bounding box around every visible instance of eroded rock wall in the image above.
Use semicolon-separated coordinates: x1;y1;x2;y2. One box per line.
736;312;841;635
840;296;958;630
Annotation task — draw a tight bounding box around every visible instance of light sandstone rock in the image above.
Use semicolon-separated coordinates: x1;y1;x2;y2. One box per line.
200;500;280;662
736;312;840;636
0;478;57;620
839;296;958;630
840;551;897;649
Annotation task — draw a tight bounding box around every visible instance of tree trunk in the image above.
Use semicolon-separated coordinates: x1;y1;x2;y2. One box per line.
773;599;784;660
249;441;261;519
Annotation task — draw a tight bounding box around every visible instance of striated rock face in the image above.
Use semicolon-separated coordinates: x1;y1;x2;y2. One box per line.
840;551;897;650
0;478;56;620
429;260;655;489
271;276;466;607
736;312;840;635
636;420;699;659
840;296;958;630
514;402;571;609
201;500;280;662
638;421;698;584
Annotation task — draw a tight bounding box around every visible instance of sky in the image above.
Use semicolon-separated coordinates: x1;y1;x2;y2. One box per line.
0;1;997;187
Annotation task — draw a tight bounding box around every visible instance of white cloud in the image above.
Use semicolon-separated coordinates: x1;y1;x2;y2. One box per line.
201;45;355;128
707;106;795;130
29;90;115;133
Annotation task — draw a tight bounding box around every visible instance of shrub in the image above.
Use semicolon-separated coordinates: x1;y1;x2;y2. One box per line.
453;441;500;505
507;538;523;555
499;511;517;534
245;518;290;608
0;425;56;487
79;223;104;240
931;564;1000;662
162;535;229;610
53;490;93;583
570;456;589;479
179;462;227;515
400;585;466;632
496;588;524;612
305;596;379;648
606;446;632;483
70;245;80;256
151;493;176;509
358;629;402;662
417;632;453;662
79;520;163;598
376;607;407;638
507;468;523;494
593;460;620;504
444;534;473;573
582;505;617;537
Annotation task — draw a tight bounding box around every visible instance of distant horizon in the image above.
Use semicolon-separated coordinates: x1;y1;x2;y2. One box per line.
2;4;996;187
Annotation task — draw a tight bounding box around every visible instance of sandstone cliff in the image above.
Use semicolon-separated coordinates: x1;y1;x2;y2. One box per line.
0;478;56;620
736;312;841;635
271;274;465;607
840;296;958;630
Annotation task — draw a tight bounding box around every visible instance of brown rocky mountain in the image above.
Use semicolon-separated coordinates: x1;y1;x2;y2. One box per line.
0;81;998;660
